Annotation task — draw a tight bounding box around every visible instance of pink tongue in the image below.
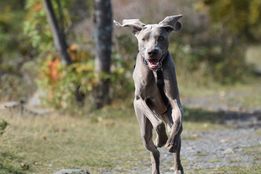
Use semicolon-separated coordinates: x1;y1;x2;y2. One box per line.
149;59;157;65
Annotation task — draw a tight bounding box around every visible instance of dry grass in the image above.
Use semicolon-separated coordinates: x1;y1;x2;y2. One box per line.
0;107;146;174
0;104;228;174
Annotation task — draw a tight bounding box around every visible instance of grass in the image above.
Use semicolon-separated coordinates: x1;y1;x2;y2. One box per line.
0;106;146;174
0;103;230;174
179;77;261;110
0;80;260;173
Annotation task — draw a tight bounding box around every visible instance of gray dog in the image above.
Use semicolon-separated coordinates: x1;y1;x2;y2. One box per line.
114;15;183;174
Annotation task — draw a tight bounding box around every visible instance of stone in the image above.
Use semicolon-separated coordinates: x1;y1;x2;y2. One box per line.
223;148;234;154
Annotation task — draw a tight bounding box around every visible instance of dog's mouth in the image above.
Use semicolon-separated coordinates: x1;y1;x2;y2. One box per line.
147;58;160;71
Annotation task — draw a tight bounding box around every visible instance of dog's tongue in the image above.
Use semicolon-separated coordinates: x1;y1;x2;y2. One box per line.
148;59;158;65
148;59;159;70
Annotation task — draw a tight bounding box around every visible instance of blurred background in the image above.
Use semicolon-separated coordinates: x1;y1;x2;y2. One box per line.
0;0;260;113
0;0;261;173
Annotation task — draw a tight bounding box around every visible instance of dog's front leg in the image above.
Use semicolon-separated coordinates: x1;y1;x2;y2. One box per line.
163;82;184;174
162;59;184;174
165;98;182;152
134;98;160;174
161;57;183;153
134;96;163;129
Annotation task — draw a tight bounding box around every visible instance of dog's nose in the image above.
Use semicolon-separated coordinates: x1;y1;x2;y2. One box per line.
148;49;158;57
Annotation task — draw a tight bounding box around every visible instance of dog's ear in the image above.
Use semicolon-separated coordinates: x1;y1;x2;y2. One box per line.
159;15;182;32
114;19;145;35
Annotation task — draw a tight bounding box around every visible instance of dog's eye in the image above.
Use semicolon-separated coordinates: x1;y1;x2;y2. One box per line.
142;37;146;41
158;36;164;41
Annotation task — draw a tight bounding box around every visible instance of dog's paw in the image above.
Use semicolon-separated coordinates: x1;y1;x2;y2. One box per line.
165;136;180;153
165;142;178;153
174;170;183;174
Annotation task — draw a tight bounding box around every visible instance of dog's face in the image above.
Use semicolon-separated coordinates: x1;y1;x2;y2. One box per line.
114;15;182;70
136;25;171;70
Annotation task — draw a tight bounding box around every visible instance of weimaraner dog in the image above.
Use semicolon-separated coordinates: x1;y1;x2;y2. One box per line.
114;15;184;174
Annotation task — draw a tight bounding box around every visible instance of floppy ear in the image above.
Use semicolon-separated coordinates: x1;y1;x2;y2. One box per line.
114;19;145;35
158;14;182;32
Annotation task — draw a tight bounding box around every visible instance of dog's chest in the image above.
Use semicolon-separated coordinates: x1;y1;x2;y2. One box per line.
133;68;165;98
135;73;155;94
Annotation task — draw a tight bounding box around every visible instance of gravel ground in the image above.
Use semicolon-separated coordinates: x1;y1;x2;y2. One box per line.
107;123;260;174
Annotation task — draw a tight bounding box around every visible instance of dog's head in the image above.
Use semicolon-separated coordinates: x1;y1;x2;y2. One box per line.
114;15;182;70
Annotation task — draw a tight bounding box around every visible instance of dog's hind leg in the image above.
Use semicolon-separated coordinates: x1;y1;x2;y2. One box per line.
154;121;168;148
134;99;160;174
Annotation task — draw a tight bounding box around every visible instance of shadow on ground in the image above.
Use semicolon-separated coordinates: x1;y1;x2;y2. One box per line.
184;107;261;128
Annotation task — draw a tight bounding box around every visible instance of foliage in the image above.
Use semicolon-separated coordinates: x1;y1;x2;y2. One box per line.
197;0;261;82
37;50;133;113
165;0;261;84
0;1;27;59
171;38;248;84
23;0;134;112
23;0;72;52
0;5;22;64
38;51;94;113
203;0;261;41
1;0;260;111
0;1;37;101
23;0;89;112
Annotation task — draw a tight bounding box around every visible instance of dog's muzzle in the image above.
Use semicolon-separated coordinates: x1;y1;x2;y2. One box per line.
143;53;168;71
147;58;162;71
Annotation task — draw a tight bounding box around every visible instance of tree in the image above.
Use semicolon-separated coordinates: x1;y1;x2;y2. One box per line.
93;0;113;108
43;0;72;65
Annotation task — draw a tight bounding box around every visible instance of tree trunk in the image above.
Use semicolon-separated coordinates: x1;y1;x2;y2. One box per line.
93;0;113;108
43;0;72;65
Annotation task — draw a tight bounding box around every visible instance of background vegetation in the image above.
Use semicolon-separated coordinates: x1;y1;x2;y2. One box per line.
0;1;260;173
0;0;260;111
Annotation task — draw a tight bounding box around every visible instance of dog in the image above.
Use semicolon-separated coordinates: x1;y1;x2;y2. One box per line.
114;15;184;174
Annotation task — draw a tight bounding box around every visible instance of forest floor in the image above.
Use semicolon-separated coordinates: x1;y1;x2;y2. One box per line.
0;80;260;174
